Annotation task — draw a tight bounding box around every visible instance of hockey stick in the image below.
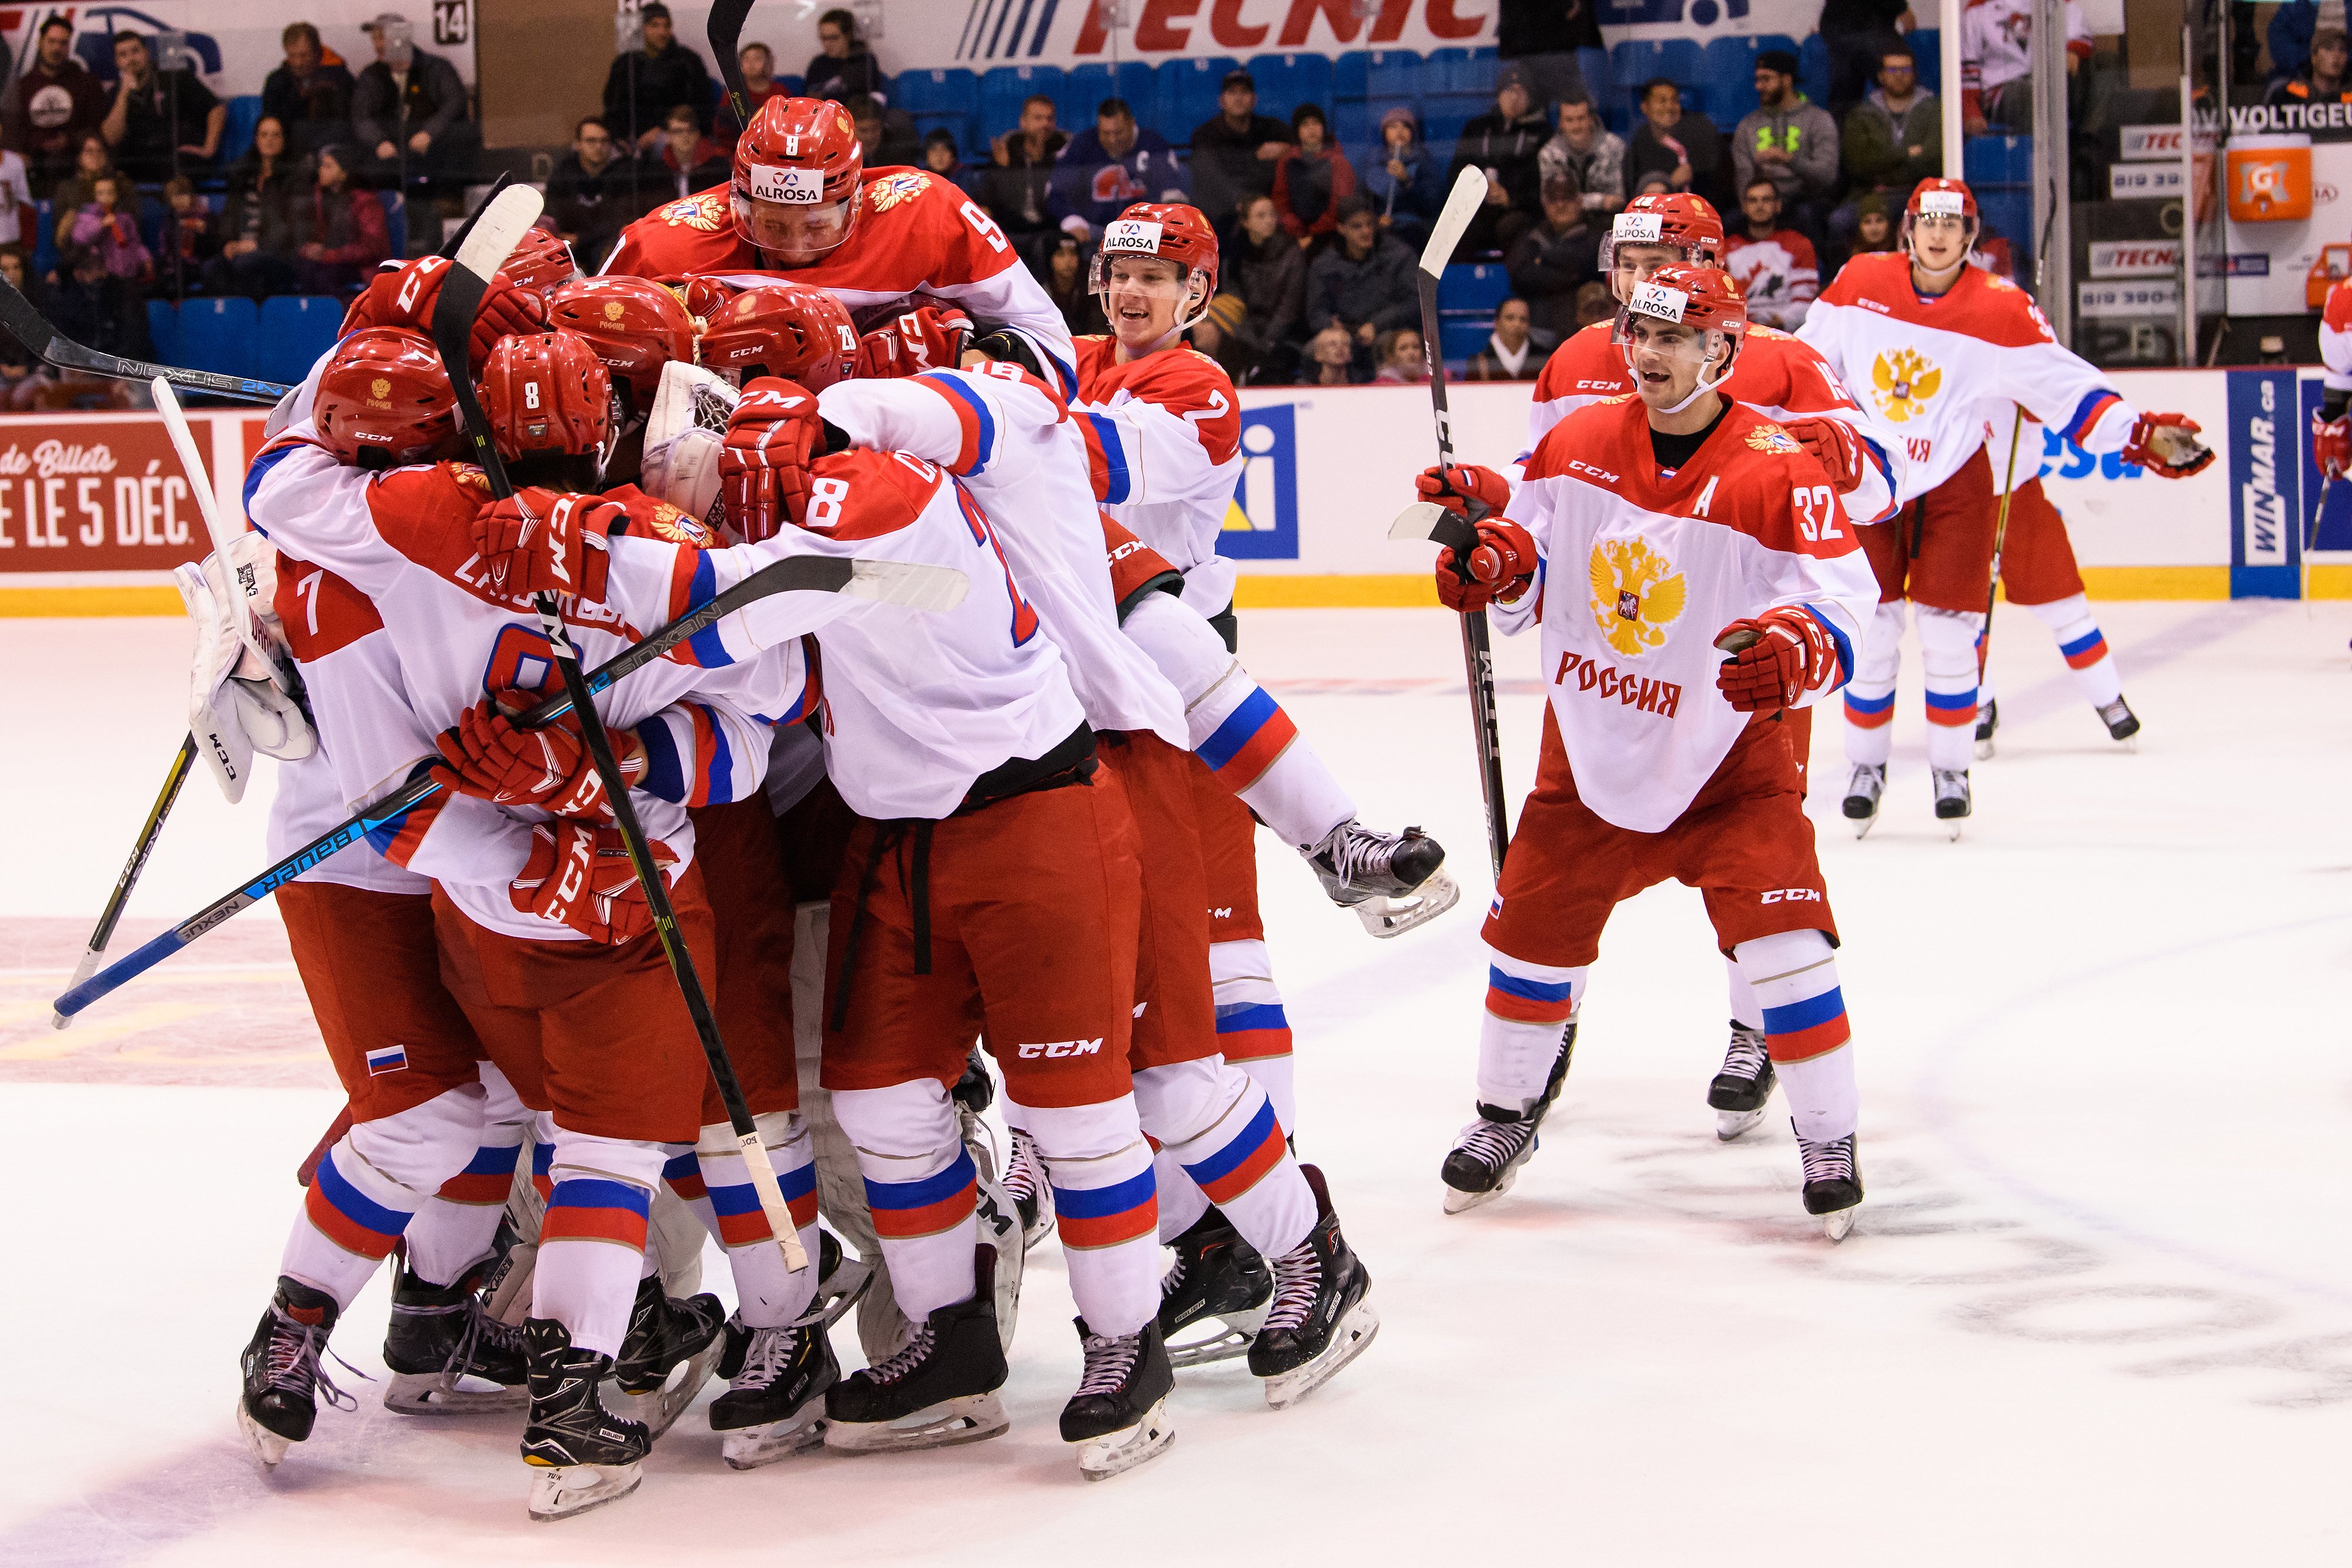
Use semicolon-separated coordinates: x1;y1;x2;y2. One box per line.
709;0;757;131
49;735;198;1030
0;278;288;404
1394;166;1510;877
436;185;811;1273
1977;404;2026;685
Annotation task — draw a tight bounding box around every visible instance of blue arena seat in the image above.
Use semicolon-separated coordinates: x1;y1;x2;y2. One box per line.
1797;35;1832;106
1438;262;1513;316
1906;28;1941;89
896;67;978;118
1245;52;1333;120
1421;102;1478;150
384;193;407;262
31;199;55;282
1365;49;1422;101
1424;46;1472;96
1331;99;1372;148
221;95;263;162
1439;316;1491;361
256;296;345;387
980;63;1064;139
145;299;179;367
1067;61;1155;123
1331;50;1369;102
1703;34;1800;125
178;296;258;380
1963;134;2032;185
1157;56;1240;143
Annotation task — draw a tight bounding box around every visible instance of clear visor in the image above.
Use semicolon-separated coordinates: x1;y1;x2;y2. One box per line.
1603;239;1705;298
1900;208;1977;257
733;190;857;265
1612;308;1735;379
1091;253;1212;333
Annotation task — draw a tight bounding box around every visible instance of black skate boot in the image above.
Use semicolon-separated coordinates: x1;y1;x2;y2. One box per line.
236;1276;353;1469
1796;1129;1864;1242
807;1228;874;1331
1932;767;1971;838
611;1273;727;1438
2098;695;2140;744
1842;763;1885;838
1441;1022;1574;1213
1001;1126;1054;1250
1974;696;1999;759
1157;1205;1272;1367
825;1246;1010;1453
521;1317;649;1521
383;1255;530;1413
1061;1318;1175;1480
709;1313;838;1469
1248;1165;1377;1409
1707;1021;1776;1142
1307;820;1460;937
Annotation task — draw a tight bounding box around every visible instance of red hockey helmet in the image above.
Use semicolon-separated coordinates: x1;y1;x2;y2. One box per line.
697;283;860;390
313;328;462;469
544;275;698;413
1090;202;1220;330
481;330;612;463
1902;176;1979;251
1612;263;1749;397
681;275;740;322
731;96;864;264
503;224;580;295
1599;192;1726;293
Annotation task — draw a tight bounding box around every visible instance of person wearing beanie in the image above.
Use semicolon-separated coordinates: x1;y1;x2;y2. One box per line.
1363;106;1442;250
1732;46;1838;246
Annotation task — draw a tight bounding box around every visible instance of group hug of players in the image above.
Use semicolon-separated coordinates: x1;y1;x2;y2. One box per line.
184;92;2207;1520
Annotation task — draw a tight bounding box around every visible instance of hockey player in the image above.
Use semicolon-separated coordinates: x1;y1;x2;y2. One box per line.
1797;178;2209;832
1411;265;1878;1236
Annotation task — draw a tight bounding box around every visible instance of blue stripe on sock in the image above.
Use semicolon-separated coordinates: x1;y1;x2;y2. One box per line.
1487;965;1575;1003
1760;987;1846;1036
1051;1166;1157;1219
1197;686;1277;772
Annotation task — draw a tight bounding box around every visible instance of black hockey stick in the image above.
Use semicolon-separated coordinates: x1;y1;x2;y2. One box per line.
1391;167;1511;878
49;734;198;1029
0;278;289;404
437;184;812;1272
709;0;757;131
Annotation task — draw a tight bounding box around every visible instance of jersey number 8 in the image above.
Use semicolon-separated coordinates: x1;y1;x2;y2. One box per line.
807;474;849;531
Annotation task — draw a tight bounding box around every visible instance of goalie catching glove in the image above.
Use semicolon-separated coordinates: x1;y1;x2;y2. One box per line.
509;820;679;945
2122;412;2214;479
1713;607;1841;714
175;540;313;804
434;689;646;820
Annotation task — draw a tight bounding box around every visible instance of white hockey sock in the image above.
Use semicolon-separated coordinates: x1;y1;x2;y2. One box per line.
2024;593;2124;707
1841;600;1904;768
1210;938;1295;1132
829;1080;977;1321
1237;745;1357;851
1732;930;1857;1142
1152;1148;1212;1241
1725;956;1762;1030
1916;606;1984;773
406;1064;532;1286
534;1132;667;1358
283;1083;487;1307
1478;949;1585;1114
1026;1095;1161;1337
1135;1059;1314;1259
696;1112;820;1328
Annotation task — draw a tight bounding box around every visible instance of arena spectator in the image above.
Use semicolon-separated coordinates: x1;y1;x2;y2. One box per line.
1187;289;1245;367
48;136;121;261
603;2;713;149
546;115;639;271
1187;69;1292;237
1961;0;2087;134
1496;0;1603;111
1505;174;1597;346
1364;108;1442;251
208;116;303;299
1301;320;1357;385
1055;99;1186;234
353;13;479;208
102;31;225;183
981;95;1080;264
1219;192;1308;383
1723;176;1819;330
62;172;152;284
1273;105;1355;248
0;245;38;404
2270;28;2352;111
653;102;729;202
716;43;793;143
2271;1;2320;89
1044;234;1108;336
846;92;918;169
0;141;30;250
1818;0;1915;119
295;145;390;293
1573;278;1613;327
804;9;887;104
159;175;220;298
1466;297;1548;380
1627;78;1728;211
921;128;985;200
1452;66;1556;256
3;17;107;198
1536;93;1625;220
1836;45;1939;252
1848;191;1897;256
1733;50;1838;242
262;22;356;157
1305;195;1416;377
38;245;152;406
1372;326;1426;383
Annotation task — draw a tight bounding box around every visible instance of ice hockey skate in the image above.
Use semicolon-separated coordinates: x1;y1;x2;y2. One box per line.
1063;1317;1176;1480
520;1317;649;1522
1250;1166;1377;1408
709;1315;837;1469
1707;1021;1777;1141
1797;1130;1863;1242
1158;1206;1272;1368
2099;696;2140;747
1975;696;1999;759
1842;763;1885;838
1000;1126;1054;1249
1933;768;1971;839
610;1274;727;1438
382;1255;530;1413
825;1247;1011;1454
236;1276;355;1469
810;1229;874;1330
1307;820;1459;937
1441;1024;1573;1213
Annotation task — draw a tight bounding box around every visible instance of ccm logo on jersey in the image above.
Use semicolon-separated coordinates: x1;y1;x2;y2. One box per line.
1569;459;1621;483
1759;888;1823;904
1017;1038;1104;1059
748;163;823;204
1553;651;1683;717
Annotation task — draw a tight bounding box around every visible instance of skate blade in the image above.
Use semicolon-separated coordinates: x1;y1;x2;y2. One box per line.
807;1255;874;1331
1351;869;1461;939
1714;1106;1769;1142
617;1335;724;1440
1945;821;1965;842
1261;1302;1380;1410
525;1458;642;1522
1822;1207;1857;1243
1168;1304;1270;1369
720;1410;829;1470
235;1400;293;1471
1975;737;1994;760
384;1370;528;1415
824;1392;1009;1455
1847;811;1877;840
1075;1396;1175;1481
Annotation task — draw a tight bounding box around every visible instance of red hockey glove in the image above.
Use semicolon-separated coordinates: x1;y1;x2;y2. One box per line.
340;257;544;373
1435;519;1538;612
2122;412;2214;479
719;377;826;541
435;688;646;819
681;275;739;323
1781;414;1864;493
854;305;976;379
1713;607;1840;714
1414;462;1512;523
509;820;678;945
2315;410;2351;482
467;487;621;603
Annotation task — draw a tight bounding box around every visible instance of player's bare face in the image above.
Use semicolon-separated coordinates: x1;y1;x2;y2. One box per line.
1105;256;1189;355
1612;243;1683;303
1623;314;1710;409
1909;212;1971;283
743;193;856;266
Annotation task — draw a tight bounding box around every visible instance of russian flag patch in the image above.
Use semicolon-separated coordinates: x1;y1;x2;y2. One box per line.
365;1044;409;1076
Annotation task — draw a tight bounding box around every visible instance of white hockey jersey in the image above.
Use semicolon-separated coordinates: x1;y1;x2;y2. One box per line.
1071;335;1245;616
1960;0;2090;103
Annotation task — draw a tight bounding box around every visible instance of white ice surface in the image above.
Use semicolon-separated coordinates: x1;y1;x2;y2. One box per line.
2;603;2348;1566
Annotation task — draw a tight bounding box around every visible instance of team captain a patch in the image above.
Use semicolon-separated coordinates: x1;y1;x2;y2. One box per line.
365;1044;409;1076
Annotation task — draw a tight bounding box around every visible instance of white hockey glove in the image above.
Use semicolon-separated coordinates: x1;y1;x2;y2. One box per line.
176;550;314;804
640;359;740;531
